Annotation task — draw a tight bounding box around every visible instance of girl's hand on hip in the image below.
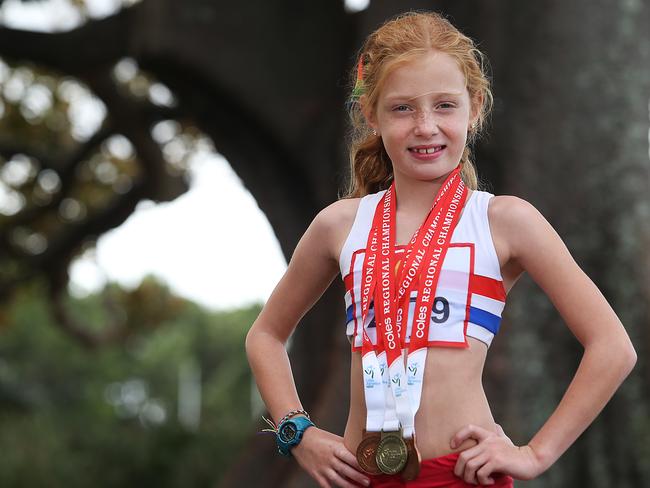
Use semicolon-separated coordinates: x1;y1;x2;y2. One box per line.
450;423;543;485
292;427;371;488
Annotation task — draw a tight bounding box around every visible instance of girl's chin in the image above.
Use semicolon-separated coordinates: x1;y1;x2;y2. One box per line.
393;160;460;181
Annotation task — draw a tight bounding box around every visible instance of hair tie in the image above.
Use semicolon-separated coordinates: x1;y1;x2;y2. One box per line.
351;55;365;99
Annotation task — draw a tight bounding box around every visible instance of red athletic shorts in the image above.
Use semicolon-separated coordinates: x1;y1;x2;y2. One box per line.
365;452;514;487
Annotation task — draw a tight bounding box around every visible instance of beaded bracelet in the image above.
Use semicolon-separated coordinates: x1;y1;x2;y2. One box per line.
277;408;310;426
260;409;311;436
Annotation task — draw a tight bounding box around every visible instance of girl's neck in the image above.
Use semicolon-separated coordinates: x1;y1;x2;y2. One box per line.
392;173;449;216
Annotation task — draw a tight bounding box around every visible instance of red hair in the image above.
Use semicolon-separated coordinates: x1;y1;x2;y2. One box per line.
344;11;494;198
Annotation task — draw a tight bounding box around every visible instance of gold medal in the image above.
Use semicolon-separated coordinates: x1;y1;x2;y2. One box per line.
356;430;381;475
401;434;422;481
375;431;408;475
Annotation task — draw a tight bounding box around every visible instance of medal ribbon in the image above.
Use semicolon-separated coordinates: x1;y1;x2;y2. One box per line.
404;178;467;432
359;166;468;439
359;200;387;433
393;172;460;342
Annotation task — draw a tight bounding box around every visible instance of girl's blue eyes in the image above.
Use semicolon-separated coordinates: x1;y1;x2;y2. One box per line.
392;103;455;111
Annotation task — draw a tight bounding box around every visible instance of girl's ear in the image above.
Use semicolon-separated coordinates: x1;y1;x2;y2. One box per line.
468;92;484;130
360;95;378;132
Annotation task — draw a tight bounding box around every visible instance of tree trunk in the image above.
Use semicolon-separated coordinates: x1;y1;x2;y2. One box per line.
473;0;650;486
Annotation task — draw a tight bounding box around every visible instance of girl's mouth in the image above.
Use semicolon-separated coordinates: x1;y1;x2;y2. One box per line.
408;145;445;154
408;145;446;159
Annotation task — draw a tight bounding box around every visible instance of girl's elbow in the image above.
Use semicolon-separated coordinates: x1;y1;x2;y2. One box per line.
591;334;637;377
623;342;637;373
245;325;261;357
614;336;638;377
245;321;286;357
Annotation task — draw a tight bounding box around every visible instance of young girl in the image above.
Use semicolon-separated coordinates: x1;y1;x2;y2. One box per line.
246;11;637;487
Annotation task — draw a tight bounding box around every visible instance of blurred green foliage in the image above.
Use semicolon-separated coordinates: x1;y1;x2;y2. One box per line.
0;278;259;487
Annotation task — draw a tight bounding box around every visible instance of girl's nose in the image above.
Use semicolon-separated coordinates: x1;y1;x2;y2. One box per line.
413;110;439;137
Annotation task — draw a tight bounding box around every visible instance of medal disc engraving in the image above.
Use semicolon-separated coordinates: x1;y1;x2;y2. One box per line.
356;431;381;475
401;435;422;481
375;432;408;475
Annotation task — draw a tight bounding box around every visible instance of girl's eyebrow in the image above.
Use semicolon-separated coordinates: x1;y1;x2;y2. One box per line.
384;91;463;102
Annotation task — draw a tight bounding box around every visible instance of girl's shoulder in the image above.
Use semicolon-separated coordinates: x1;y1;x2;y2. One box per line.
487;193;532;215
487;194;542;231
312;197;362;262
487;194;557;268
314;196;362;228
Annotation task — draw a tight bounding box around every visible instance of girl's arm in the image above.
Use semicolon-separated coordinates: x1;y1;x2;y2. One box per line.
451;195;637;485
245;200;371;488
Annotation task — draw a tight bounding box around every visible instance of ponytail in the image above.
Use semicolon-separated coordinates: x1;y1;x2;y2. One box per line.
460;146;479;190
345;134;392;198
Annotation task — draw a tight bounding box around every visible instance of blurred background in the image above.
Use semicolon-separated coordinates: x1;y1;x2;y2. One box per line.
0;0;648;487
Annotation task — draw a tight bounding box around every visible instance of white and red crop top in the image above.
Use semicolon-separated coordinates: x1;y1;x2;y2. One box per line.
339;189;507;351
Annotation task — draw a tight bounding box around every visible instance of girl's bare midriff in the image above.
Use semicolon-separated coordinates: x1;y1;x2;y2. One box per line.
343;337;497;460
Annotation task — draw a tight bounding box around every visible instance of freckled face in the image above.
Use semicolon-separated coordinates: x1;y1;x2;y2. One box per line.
368;50;476;184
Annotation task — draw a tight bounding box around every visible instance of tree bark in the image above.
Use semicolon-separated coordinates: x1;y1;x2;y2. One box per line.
473;1;650;486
